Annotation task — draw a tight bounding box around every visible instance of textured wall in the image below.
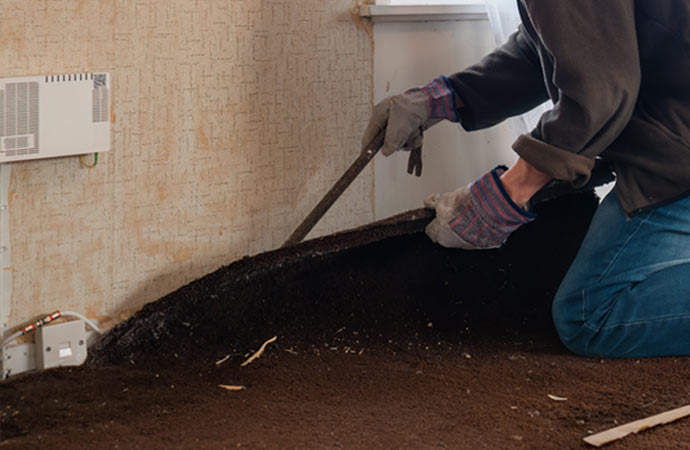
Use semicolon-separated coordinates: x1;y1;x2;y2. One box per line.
1;0;374;329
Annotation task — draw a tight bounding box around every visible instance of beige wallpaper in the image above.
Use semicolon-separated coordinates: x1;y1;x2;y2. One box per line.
0;0;374;329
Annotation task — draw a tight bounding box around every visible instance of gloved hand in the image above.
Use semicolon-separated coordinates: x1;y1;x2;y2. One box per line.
361;76;460;176
424;166;535;250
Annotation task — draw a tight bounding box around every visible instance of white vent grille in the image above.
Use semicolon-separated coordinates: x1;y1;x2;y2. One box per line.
92;88;109;123
0;82;39;157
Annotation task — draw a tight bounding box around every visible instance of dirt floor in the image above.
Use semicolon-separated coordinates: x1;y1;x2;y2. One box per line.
2;192;690;449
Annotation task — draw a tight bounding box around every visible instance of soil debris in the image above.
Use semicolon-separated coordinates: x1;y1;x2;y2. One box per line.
241;336;278;367
218;385;246;392
5;193;688;449
215;355;231;366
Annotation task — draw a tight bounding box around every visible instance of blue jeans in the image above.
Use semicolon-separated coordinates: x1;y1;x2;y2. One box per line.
552;190;690;358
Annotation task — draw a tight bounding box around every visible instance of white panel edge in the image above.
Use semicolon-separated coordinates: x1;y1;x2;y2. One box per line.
0;163;10;338
360;4;488;22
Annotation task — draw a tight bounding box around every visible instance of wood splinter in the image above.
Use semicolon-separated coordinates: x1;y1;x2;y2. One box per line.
241;336;278;367
218;385;246;391
215;355;231;366
583;404;690;447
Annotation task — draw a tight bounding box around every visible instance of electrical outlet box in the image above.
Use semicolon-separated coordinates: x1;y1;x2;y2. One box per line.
35;320;88;370
1;341;36;379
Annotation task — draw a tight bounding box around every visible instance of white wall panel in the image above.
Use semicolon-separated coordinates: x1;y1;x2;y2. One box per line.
373;18;517;219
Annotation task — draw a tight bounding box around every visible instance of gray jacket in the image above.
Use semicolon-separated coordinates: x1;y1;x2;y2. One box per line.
447;0;690;216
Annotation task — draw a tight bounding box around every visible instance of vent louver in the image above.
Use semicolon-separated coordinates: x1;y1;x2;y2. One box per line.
0;82;39;157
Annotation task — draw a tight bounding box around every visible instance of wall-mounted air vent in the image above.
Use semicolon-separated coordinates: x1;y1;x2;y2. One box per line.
0;72;110;163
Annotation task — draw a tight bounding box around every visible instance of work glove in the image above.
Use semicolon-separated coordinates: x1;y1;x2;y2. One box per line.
424;166;535;250
361;76;460;176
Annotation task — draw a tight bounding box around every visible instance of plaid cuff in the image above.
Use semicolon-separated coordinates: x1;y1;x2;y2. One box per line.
407;76;460;123
449;166;535;248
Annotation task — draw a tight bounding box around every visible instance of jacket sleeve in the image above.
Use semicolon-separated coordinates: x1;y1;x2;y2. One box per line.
446;26;549;131
512;0;640;186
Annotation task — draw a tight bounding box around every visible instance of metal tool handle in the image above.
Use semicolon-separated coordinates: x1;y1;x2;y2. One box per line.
283;131;385;247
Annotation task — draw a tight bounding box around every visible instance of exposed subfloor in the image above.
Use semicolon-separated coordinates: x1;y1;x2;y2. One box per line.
2;193;689;449
3;333;690;449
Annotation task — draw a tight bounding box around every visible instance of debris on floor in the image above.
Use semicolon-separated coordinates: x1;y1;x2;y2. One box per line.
3;193;689;449
241;336;278;367
218;385;246;392
583;404;690;447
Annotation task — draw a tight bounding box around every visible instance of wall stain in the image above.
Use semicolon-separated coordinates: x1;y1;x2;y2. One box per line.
172;247;192;263
110;99;116;124
76;0;86;16
4;0;375;331
157;186;167;202
85;304;111;329
198;126;210;151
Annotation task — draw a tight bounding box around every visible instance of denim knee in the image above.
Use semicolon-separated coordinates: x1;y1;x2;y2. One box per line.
551;288;597;357
553;287;638;358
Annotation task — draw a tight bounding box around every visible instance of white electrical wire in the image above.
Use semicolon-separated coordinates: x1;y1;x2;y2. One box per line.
61;311;104;335
1;330;23;349
0;310;103;349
